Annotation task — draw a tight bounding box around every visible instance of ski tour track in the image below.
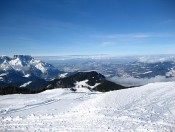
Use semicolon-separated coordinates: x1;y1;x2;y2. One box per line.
0;82;175;132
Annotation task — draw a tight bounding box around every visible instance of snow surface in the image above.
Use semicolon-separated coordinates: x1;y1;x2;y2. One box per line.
166;68;175;77
35;62;47;73
20;81;32;87
142;71;153;74
1;82;175;131
59;73;68;78
0;73;8;76
75;80;100;89
24;74;31;78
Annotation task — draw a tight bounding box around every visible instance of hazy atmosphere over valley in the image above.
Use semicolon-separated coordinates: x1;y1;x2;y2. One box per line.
0;0;175;131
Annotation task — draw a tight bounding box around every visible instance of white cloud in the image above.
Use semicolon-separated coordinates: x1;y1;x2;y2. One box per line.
138;56;175;63
95;32;175;41
100;42;114;46
109;76;175;87
96;33;150;39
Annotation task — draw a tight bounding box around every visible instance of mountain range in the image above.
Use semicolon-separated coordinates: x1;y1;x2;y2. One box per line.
0;55;64;88
0;55;126;94
2;55;175;94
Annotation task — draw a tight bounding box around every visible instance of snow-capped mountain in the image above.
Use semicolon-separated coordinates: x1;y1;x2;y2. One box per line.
0;55;64;88
0;55;63;80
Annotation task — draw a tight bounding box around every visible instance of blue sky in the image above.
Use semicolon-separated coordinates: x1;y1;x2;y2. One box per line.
0;0;175;56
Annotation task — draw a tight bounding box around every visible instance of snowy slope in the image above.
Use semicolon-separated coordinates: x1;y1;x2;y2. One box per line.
20;81;32;87
74;79;100;89
0;82;175;131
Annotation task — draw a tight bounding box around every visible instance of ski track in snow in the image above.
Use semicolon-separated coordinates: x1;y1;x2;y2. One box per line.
0;82;175;131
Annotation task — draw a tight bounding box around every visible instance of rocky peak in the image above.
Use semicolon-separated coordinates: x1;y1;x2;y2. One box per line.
13;55;33;62
0;56;11;62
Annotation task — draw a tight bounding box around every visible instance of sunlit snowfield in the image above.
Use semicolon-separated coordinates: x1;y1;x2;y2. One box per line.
0;82;175;132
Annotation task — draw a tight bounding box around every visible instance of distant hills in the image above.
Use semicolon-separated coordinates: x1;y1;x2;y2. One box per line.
47;71;126;92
